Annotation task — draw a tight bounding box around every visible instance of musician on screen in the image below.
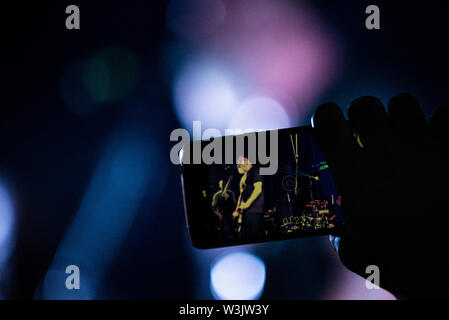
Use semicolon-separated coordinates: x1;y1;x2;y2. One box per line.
211;179;236;237
233;156;264;239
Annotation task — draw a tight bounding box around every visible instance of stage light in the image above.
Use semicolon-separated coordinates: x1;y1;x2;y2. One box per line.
210;252;266;300
228;95;291;131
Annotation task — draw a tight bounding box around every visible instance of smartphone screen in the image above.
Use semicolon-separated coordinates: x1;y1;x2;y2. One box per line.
181;125;343;249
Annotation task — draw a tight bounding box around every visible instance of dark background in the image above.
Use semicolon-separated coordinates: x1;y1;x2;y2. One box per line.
0;0;448;299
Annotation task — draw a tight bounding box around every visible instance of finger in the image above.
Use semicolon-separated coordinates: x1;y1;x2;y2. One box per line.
313;102;360;224
312;103;359;185
388;93;427;134
429;103;449;180
387;93;429;194
429;103;449;144
348;96;390;150
347;96;395;185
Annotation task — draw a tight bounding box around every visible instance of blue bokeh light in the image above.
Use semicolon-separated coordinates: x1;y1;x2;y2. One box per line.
0;181;14;267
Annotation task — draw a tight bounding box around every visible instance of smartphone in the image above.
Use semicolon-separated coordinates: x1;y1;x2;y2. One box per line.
180;125;343;249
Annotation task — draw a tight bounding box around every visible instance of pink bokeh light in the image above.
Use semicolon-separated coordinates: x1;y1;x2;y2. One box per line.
203;0;342;121
169;0;342;130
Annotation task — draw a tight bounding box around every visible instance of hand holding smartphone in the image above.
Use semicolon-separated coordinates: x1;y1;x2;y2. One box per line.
180;125;343;248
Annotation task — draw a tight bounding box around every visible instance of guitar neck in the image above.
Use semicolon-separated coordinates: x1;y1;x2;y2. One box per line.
222;175;232;194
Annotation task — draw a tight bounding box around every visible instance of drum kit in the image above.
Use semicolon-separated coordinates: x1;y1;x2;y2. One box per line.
279;199;336;233
302;199;335;230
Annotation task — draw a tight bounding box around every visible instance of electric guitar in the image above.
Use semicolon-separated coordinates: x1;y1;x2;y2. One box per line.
232;173;247;234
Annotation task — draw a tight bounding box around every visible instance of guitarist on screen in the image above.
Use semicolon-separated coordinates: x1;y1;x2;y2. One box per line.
233;156;264;239
212;177;236;237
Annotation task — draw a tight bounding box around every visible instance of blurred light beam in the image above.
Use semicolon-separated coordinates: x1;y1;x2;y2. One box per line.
39;131;155;299
0;181;14;268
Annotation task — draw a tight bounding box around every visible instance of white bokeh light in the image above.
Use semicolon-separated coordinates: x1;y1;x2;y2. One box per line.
210;252;266;300
229;95;291;131
173;59;241;130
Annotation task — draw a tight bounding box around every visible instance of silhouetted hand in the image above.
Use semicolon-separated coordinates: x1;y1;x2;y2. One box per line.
313;93;449;299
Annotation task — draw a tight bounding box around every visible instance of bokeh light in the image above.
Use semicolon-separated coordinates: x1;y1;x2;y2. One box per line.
0;181;14;267
168;0;342;129
210;252;266;300
60;47;139;116
92;48;139;104
212;0;341;114
173;57;242;130
228;96;291;131
83;57;111;104
60;60;100;116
